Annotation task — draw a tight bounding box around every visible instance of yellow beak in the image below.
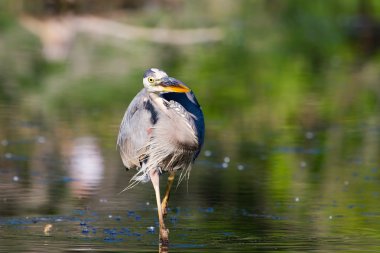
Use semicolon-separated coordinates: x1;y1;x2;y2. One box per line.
159;77;191;93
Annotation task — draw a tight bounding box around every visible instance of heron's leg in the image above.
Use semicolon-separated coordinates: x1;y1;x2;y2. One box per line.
149;169;169;249
161;171;175;217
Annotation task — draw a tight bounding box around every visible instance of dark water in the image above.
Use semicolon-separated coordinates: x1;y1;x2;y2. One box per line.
1;102;380;253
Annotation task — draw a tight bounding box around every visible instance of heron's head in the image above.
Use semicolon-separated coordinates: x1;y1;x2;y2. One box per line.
143;68;190;94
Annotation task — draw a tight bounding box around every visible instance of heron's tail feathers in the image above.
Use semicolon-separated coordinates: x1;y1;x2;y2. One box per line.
118;163;151;194
177;165;191;186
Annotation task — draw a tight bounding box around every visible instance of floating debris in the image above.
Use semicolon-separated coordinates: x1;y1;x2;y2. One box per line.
44;224;53;235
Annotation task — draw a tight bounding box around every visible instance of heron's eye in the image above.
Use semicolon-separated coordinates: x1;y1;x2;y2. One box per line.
148;77;155;83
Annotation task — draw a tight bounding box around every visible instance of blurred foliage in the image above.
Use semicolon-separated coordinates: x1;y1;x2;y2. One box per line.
0;0;379;152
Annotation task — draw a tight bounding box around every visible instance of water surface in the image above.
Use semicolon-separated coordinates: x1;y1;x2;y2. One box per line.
1;102;380;253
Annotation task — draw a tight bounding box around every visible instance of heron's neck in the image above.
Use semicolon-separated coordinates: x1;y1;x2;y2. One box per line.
149;92;168;113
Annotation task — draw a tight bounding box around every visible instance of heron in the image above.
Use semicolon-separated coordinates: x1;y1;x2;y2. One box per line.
117;68;205;249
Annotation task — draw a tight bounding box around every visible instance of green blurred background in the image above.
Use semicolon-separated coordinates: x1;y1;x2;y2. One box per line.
2;0;380;138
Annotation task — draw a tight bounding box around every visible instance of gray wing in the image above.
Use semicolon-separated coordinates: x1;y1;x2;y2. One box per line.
117;89;155;169
160;91;205;158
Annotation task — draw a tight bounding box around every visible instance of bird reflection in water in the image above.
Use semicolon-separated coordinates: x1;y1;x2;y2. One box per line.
69;137;104;199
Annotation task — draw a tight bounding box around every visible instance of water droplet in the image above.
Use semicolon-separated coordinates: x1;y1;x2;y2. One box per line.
204;150;212;157
99;198;108;203
82;227;89;234
237;164;245;171
306;131;314;139
147;226;155;233
36;136;46;144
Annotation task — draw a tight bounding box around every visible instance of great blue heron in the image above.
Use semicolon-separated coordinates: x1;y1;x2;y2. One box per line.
117;68;205;249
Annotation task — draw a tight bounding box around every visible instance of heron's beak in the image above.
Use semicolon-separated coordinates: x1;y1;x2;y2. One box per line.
159;77;191;93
